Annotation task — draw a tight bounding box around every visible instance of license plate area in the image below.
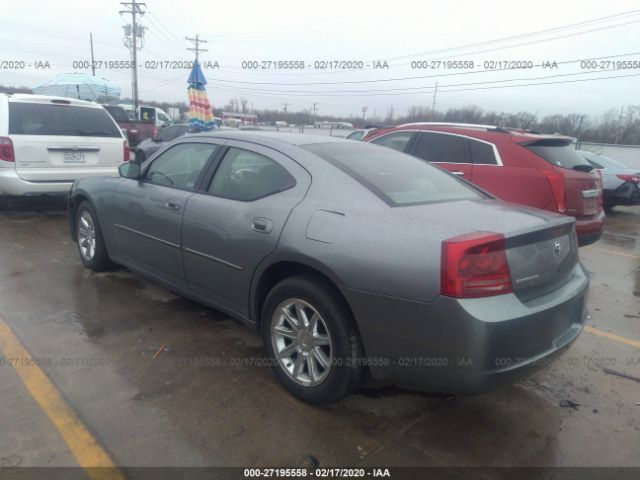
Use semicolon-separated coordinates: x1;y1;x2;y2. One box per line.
62;151;87;163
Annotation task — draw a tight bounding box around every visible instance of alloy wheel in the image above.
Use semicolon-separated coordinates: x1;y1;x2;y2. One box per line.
271;298;333;386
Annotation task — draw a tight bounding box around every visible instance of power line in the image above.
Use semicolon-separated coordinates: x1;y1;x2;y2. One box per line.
188;51;640;86
387;9;640;61
198;66;640;95
194;71;640;97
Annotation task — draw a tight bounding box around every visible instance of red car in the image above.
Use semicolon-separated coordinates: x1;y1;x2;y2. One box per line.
365;123;604;246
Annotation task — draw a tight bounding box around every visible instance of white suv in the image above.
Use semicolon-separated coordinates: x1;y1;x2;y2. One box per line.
0;94;129;202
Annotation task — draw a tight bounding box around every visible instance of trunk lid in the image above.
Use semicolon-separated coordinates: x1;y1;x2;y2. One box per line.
396;199;578;301
523;139;603;218
505;220;578;301
563;168;601;217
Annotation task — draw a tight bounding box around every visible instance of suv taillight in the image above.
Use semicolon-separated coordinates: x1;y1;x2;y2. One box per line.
123;140;130;162
441;232;512;298
0;137;15;162
541;169;567;214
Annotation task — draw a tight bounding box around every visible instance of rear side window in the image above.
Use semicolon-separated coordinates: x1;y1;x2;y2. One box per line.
469;140;498;165
347;131;365;140
370;131;414;152
9;103;122;137
413;132;472;164
208;147;296;201
525;141;591;169
302;142;485;207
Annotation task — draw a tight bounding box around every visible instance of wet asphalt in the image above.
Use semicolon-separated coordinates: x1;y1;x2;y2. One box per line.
0;197;638;474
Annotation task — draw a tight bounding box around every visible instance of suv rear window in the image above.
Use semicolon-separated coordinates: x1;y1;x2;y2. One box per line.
9;103;122;137
525;140;591;169
302;142;485;207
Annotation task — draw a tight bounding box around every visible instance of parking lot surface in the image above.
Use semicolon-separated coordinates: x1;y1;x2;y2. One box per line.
0;198;638;475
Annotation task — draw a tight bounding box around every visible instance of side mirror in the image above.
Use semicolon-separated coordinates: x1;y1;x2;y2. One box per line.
119;162;141;179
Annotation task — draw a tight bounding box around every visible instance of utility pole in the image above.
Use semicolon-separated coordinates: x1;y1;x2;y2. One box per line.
614;106;624;144
89;33;96;76
120;0;146;117
186;34;208;63
431;81;438;120
283;102;290;113
312;103;319;126
575;115;584;148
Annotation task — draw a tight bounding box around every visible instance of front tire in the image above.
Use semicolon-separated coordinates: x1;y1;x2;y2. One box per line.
262;275;365;405
75;201;114;271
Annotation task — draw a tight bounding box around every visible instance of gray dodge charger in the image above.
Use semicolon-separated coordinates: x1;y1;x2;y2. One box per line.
68;131;588;404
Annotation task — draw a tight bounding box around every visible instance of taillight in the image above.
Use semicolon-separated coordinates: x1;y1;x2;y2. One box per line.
441;232;512;298
541;169;566;214
617;174;640;184
152;126;157;137
123;140;130;162
0;137;15;162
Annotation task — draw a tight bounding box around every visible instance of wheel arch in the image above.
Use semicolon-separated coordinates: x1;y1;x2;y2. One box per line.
68;191;96;242
250;254;357;332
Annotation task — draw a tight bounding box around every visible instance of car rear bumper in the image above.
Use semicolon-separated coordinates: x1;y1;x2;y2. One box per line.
575;210;605;246
342;262;589;394
0;168;117;196
604;184;640;207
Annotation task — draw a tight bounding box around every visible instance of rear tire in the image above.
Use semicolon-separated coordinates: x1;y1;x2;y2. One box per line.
75;201;114;271
261;275;365;405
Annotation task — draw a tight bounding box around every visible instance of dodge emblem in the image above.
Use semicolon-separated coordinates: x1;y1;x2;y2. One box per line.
553;241;561;255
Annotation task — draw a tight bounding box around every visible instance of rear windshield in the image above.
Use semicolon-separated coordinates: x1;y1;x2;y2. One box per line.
302;142;486;206
525;141;591;169
9;102;122;137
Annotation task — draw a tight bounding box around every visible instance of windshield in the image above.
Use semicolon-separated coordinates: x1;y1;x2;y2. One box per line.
302;142;486;206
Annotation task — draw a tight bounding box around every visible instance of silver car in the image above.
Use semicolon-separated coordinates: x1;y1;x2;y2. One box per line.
69;131;588;404
580;151;640;208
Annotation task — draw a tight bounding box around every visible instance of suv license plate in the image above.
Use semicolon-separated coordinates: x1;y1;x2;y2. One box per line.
63;152;86;163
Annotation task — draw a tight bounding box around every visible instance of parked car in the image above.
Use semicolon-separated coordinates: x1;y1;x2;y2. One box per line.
365;123;605;246
68;132;588;404
103;105;156;148
134;123;191;162
0;94;128;206
580;151;640;209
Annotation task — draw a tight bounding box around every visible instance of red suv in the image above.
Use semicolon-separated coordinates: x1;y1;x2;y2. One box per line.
365;123;604;246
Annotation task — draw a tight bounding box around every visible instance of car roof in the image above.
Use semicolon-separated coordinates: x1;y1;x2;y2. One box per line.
377;122;574;143
189;130;350;148
3;93;102;108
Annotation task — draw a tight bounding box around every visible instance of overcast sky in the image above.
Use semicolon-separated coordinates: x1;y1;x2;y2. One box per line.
2;0;639;119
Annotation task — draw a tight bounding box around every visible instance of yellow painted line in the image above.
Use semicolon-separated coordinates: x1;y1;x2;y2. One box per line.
583;245;640;260
0;316;124;480
584;325;640;350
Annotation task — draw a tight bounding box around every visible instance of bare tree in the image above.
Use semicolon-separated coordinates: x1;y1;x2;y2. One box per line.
240;97;249;114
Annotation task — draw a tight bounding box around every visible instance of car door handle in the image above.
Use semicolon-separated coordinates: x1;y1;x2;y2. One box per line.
166;199;181;210
451;171;465;176
252;218;273;234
